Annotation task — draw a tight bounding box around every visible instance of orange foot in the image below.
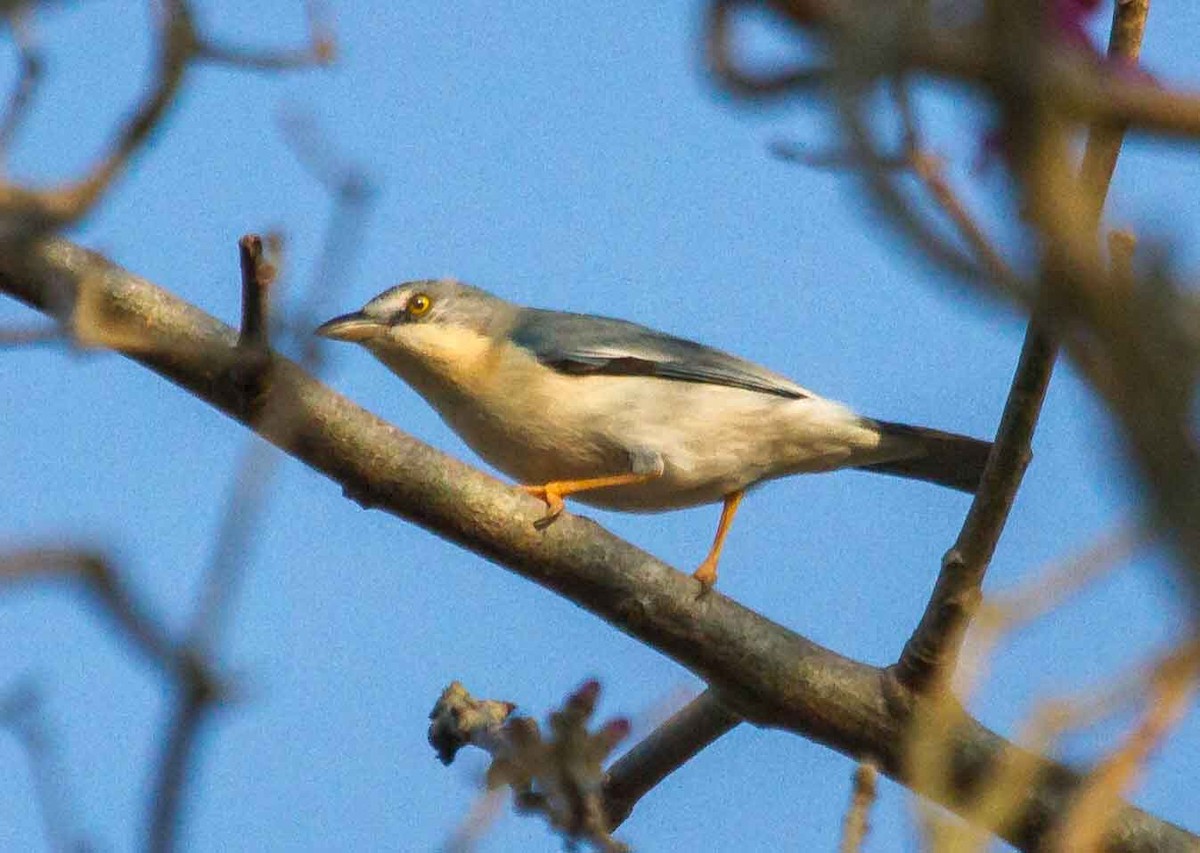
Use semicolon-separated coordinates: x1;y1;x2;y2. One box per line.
692;559;718;595
519;483;566;528
518;468;664;530
690;490;745;595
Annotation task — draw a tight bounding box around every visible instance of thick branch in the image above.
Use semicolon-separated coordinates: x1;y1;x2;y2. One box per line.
0;238;1194;852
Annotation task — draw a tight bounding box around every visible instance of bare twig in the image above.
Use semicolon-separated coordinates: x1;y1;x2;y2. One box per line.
894;322;1056;691
0;679;88;852
236;235;276;349
1080;0;1151;223
602;689;741;830
707;0;826;99
0;0;331;232
0;322;60;346
910;528;1143;851
0;5;42;162
0;548;224;853
838;762;878;853
194;0;334;70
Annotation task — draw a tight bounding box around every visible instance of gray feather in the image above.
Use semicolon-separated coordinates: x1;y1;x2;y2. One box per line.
509;308;810;399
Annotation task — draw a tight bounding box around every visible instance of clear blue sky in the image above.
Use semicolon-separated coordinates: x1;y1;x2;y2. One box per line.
3;1;1199;850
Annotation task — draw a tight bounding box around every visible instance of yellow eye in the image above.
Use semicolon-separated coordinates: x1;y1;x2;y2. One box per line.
408;293;433;318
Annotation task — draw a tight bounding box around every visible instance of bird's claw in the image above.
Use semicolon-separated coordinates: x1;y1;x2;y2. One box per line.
691;561;717;597
520;484;565;528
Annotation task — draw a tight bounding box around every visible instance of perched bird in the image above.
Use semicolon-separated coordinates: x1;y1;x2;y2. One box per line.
317;280;991;589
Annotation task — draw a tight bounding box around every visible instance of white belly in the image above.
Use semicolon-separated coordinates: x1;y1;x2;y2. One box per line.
417;347;895;512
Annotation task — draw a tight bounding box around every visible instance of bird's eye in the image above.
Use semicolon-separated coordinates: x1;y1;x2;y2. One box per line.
408;293;433;318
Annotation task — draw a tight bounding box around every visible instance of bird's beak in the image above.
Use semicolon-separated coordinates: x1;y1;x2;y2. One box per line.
315;311;382;342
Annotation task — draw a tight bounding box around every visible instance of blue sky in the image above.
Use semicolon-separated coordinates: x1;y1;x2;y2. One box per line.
3;1;1200;850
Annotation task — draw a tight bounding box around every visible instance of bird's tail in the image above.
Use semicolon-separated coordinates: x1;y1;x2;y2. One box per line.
856;421;993;494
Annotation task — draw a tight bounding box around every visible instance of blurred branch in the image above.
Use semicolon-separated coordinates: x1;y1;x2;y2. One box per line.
0;0;331;232
172;130;372;845
602;688;741;830
191;134;373;654
754;0;1200;136
0;5;42;163
1054;642;1200;851
0;322;60;345
0;679;89;852
195;0;334;69
0;547;225;853
431;681;630;853
838;762;878;853
0;0;195;231
276;109;376;356
1;238;1195;851
706;0;825;99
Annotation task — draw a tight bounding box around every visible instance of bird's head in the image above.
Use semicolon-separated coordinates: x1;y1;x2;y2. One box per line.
317;279;517;383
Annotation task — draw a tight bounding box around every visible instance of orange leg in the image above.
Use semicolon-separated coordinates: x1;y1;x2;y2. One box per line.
692;491;744;592
521;469;661;525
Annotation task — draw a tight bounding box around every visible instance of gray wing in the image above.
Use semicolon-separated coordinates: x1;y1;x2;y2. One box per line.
509;308;811;399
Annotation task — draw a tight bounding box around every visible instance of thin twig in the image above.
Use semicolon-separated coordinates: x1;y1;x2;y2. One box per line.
838;762;878;853
894;323;1056;691
0;323;60;346
0;0;330;231
195;0;334;70
707;0;826;99
0;5;42;163
236;235;275;349
1080;0;1151;223
601;689;741;830
0;679;88;852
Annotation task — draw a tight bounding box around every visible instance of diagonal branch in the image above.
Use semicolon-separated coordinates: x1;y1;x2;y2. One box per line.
1;237;1194;852
894;0;1150;692
602;689;741;829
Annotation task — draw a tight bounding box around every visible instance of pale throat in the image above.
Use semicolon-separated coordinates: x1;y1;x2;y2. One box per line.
370;324;503;403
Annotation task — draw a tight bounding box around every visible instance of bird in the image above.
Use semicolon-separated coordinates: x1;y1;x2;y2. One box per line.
317;279;991;590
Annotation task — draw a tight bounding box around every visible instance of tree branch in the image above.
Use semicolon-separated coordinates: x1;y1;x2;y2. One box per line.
895;0;1150;691
602;689;741;830
1;237;1195;851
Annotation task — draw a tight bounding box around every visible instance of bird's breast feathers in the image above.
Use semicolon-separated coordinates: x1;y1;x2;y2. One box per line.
397;340;893;510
